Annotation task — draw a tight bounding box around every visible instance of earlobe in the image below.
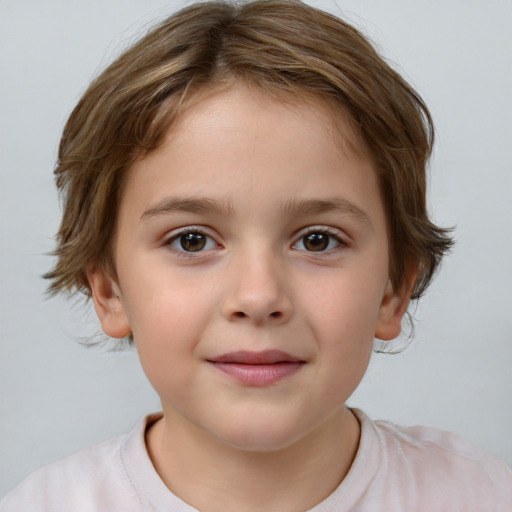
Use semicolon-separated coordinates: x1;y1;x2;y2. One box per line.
375;270;416;341
87;268;131;339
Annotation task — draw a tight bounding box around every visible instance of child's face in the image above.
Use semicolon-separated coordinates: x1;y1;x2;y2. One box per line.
90;84;406;451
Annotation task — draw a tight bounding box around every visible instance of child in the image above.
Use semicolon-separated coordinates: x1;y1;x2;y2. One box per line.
2;0;511;510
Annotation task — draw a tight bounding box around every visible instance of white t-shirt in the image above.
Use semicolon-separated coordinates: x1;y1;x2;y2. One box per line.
2;409;511;511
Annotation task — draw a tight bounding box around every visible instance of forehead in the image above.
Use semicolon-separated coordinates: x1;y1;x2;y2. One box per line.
119;83;384;231
129;83;372;182
171;81;369;161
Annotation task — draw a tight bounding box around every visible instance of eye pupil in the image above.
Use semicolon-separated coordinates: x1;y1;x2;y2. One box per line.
180;232;206;252
303;233;329;251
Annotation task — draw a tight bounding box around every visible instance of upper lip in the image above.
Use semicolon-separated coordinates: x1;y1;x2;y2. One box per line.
207;350;303;364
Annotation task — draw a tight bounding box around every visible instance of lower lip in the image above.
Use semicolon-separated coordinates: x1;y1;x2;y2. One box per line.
209;362;303;386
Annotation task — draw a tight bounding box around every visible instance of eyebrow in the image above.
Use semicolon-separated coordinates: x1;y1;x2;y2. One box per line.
141;195;371;227
141;196;234;220
281;198;372;227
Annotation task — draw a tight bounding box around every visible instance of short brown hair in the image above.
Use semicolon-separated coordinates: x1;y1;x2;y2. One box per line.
45;0;453;301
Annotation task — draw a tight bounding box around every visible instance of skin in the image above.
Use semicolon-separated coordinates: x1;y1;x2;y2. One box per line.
89;83;412;511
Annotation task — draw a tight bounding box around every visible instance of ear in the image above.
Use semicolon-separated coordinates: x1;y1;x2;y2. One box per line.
375;268;416;341
87;267;131;339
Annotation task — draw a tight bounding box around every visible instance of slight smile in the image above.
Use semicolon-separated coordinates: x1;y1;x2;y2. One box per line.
207;350;306;386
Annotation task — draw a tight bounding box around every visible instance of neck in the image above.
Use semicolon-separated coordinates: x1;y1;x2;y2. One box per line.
146;406;360;512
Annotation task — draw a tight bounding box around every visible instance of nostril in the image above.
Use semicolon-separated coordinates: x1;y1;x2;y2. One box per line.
232;311;282;319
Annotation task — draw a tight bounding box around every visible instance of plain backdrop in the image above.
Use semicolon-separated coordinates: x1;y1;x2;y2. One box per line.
1;0;511;497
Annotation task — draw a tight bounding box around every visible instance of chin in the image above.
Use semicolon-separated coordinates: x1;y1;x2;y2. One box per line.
209;415;312;453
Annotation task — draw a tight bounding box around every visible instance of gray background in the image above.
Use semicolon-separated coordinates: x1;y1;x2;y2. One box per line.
1;0;511;497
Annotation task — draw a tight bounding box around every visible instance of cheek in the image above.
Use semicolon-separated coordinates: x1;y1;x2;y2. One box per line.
120;273;218;383
121;261;215;333
310;297;376;406
303;270;385;338
300;269;383;387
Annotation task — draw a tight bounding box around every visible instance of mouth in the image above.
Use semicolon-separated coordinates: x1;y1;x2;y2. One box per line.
206;350;305;386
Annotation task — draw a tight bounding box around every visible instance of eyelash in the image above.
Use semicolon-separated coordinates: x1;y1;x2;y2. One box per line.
163;227;218;256
292;227;346;253
162;226;347;256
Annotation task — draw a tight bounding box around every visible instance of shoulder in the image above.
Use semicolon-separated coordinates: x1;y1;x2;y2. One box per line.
354;410;512;510
0;419;148;512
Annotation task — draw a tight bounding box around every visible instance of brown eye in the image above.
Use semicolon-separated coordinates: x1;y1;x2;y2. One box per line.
294;231;342;252
180;233;206;252
169;231;216;253
303;233;329;251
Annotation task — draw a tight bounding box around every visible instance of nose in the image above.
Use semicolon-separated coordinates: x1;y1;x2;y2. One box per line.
222;251;293;325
